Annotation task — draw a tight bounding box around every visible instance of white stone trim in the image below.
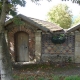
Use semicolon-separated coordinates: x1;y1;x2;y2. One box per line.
35;30;41;62
75;32;80;63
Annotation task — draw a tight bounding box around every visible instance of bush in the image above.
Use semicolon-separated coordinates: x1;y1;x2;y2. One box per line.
51;34;66;44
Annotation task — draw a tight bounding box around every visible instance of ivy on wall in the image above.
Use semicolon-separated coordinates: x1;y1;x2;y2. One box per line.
51;34;66;44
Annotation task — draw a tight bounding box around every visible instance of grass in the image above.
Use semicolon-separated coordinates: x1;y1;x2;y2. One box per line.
13;74;80;80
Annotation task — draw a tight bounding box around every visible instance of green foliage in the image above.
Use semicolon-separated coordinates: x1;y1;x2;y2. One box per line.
62;0;80;5
9;0;26;16
51;34;66;44
0;0;26;18
13;75;20;80
64;75;80;80
38;77;46;80
72;15;80;26
13;75;80;80
13;16;25;26
31;0;51;3
52;75;60;80
47;4;72;29
67;57;72;63
12;0;26;7
27;76;35;80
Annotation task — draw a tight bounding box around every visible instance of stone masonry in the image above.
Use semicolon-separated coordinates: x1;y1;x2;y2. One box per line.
41;33;75;62
75;31;80;63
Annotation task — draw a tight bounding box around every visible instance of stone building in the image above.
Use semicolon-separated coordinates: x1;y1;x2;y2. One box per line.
5;14;80;64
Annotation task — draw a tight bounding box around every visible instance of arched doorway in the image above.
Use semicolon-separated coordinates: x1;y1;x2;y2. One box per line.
14;31;29;62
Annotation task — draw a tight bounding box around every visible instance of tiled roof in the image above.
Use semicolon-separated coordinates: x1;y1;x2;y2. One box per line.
29;17;63;32
67;23;80;33
5;14;63;32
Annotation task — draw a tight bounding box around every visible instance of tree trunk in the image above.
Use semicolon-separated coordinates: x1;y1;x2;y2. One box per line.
0;33;13;80
0;0;13;80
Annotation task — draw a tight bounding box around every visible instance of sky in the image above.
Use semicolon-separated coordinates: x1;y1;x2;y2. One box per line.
17;0;80;21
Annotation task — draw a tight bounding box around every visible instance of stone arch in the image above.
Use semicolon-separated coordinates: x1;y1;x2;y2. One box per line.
8;26;35;62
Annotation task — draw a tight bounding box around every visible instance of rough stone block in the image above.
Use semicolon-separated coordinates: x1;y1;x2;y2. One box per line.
75;42;80;47
75;35;80;41
75;55;80;63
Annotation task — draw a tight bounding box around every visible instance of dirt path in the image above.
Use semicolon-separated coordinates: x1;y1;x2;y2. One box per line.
13;63;80;76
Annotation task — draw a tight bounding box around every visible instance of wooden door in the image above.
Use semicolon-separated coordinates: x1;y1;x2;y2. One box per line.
15;32;29;62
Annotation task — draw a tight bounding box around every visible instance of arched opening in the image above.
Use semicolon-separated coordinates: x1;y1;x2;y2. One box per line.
14;31;29;62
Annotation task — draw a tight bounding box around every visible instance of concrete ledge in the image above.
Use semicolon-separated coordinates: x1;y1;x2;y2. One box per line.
41;54;74;63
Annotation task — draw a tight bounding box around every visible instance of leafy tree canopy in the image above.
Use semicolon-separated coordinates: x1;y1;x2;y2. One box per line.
47;4;72;29
72;14;80;26
0;0;26;18
62;0;80;5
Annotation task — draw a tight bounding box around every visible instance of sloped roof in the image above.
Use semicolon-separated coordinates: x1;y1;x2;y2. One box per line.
5;14;63;32
28;17;63;32
67;23;80;33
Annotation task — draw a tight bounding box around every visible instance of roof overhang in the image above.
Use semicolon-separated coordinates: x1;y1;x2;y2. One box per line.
66;23;80;33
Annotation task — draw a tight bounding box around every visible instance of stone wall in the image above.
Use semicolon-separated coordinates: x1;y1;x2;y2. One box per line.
6;21;77;63
41;33;75;62
75;31;80;63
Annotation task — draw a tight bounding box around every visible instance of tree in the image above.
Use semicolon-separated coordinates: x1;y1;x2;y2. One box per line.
62;0;80;5
62;0;80;26
72;15;80;26
0;0;46;79
0;0;26;80
47;4;72;29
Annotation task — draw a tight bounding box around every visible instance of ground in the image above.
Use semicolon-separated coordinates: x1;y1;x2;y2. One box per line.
13;62;80;80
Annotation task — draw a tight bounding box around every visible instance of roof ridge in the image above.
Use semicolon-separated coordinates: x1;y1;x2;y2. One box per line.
5;14;63;32
27;16;58;25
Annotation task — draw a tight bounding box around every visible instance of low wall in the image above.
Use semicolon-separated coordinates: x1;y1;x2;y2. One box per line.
41;33;75;63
